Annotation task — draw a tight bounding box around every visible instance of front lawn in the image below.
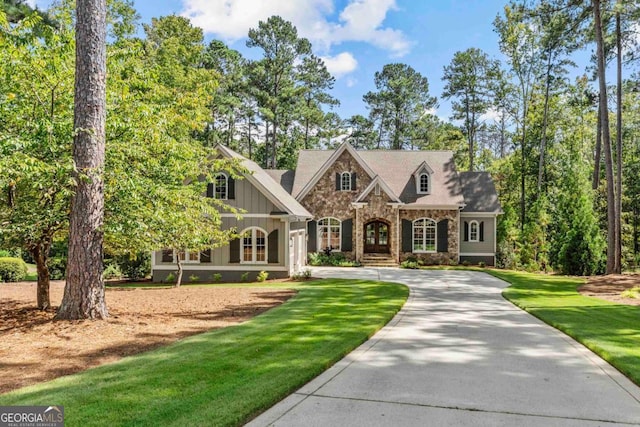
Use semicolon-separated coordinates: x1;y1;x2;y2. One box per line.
0;279;408;426
490;270;640;386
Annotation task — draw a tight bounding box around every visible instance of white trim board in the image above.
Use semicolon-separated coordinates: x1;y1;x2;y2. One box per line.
459;252;496;256
152;265;288;272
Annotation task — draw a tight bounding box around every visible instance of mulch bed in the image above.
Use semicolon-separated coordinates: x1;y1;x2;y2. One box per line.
578;274;640;306
0;281;294;394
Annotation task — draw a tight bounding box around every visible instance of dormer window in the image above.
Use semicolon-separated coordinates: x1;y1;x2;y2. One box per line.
413;161;433;195
419;173;429;194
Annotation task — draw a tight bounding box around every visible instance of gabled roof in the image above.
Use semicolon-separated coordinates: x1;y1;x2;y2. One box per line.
355;175;402;203
294;144;466;207
216;145;312;219
413;160;434;176
294;141;377;200
459;172;503;214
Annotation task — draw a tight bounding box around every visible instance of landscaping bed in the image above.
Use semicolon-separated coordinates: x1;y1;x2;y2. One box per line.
579;274;640;305
0;281;294;394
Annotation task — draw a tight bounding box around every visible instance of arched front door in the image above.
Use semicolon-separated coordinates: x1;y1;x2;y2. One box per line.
364;220;390;253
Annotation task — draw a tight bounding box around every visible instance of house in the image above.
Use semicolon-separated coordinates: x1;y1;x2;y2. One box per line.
287;142;502;266
151;141;501;281
151;144;312;282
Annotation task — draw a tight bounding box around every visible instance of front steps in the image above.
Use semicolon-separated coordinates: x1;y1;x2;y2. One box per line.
361;253;398;267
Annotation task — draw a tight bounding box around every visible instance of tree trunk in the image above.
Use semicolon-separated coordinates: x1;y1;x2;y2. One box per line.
593;104;602;189
56;0;108;320
615;4;623;273
32;243;51;311
538;61;552;195
175;257;183;287
593;0;618;275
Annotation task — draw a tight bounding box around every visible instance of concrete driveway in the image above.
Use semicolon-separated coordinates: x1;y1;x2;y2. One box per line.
247;268;640;426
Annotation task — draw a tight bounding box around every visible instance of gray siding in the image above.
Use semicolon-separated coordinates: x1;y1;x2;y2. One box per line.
224;177;278;214
459;216;495;254
154;217;286;268
460;255;495;267
152;269;289;283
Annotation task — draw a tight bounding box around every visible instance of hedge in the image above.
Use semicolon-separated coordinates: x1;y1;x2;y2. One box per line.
0;257;28;282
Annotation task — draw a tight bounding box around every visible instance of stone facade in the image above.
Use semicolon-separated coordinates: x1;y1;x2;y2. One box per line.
300;150;373;259
399;209;459;264
300;149;461;264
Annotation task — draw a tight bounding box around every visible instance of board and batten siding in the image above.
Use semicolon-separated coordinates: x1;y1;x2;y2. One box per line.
222;177;278;214
459;215;495;254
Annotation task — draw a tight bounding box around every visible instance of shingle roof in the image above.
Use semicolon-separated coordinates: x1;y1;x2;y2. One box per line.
264;170;295;195
216;145;312;218
294;147;467;207
459;172;503;213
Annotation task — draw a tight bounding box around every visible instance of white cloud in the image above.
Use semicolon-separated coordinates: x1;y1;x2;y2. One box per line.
480;108;503;123
320;52;358;78
26;0;37;6
180;0;411;57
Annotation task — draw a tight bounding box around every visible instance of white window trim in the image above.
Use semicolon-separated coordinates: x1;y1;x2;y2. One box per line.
240;227;268;264
340;172;352;191
317;217;342;252
416;172;431;195
412;218;437;253
469;220;479;242
175;250;200;264
214;173;228;200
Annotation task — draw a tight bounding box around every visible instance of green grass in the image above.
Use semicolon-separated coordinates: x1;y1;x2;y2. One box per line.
0;279;408;426
24;263;37;281
490;269;640;386
621;287;640;299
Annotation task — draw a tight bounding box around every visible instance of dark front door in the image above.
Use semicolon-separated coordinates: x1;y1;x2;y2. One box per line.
364;221;390;253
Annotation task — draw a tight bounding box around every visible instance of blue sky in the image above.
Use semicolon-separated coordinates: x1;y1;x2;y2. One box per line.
32;0;589;122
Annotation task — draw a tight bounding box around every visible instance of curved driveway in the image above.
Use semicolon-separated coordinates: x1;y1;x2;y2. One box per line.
248;268;640;426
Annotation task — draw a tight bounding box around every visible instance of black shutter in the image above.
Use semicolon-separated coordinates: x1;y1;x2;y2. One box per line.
464;221;469;242
402;219;412;252
479;221;484;242
307;220;317;252
161;249;174;263
206;183;214;198
341;219;353;251
335;173;340;190
229;238;240;263
200;249;211;263
437;219;449;253
268;230;279;263
228;177;235;199
351;172;357;190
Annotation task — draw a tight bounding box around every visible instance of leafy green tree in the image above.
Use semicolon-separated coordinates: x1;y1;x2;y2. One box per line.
442;47;499;171
0;9;74;310
297;55;339;149
344;114;376;149
247;16;311;168
364;63;437;150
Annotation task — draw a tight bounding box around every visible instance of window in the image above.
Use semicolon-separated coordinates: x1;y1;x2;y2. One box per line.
469;220;479;242
214;173;228;200
419;173;430;194
177;250;200;263
318;217;341;251
241;227;267;263
340;172;351;191
413;218;436;252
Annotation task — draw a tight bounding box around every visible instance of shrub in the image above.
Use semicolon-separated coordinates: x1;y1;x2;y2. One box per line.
462;260;470;267
292;268;312;280
47;257;66;280
211;273;222;282
189;274;199;282
102;263;122;280
256;271;269;282
478;261;486;268
400;260;419;269
0;257;28;282
115;252;151;281
308;252;357;267
240;272;250;282
165;272;176;283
